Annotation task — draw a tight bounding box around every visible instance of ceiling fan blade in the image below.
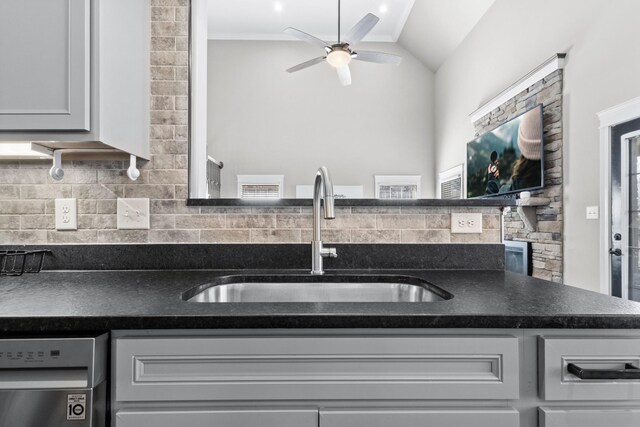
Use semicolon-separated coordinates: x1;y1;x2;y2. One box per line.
337;65;352;86
353;50;402;65
284;27;330;50
286;57;326;73
343;13;379;46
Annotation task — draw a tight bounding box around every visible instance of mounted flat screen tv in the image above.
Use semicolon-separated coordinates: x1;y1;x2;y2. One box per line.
466;104;544;198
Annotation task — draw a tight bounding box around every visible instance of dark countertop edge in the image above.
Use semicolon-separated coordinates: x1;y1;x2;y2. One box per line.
4;315;640;333
186;198;516;207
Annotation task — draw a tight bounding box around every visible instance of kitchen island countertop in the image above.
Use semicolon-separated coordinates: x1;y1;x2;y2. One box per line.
2;268;640;332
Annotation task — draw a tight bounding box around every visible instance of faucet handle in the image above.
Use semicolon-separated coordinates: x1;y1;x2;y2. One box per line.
322;247;338;259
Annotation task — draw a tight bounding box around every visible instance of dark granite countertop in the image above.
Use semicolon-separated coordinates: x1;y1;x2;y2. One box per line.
2;268;640;332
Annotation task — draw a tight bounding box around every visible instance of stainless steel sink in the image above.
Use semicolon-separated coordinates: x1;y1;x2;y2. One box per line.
183;275;452;303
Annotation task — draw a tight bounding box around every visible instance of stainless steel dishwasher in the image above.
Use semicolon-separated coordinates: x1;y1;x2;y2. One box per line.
0;334;108;427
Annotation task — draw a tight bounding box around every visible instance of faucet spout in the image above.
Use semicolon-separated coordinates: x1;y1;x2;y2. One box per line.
311;166;337;275
316;166;335;219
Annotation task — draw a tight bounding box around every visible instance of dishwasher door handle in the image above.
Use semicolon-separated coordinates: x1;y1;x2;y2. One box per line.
567;362;640;380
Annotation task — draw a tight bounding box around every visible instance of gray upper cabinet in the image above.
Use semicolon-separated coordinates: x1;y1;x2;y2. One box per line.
0;0;150;160
0;0;90;130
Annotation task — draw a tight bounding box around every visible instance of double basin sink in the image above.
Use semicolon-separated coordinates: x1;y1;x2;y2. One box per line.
183;275;452;303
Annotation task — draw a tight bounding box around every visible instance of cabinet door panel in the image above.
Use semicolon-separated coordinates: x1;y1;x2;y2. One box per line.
115;408;318;427
320;408;519;427
539;407;640;427
0;0;89;130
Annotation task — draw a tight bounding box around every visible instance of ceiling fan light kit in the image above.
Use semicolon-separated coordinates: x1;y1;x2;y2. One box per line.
284;0;402;86
326;48;353;68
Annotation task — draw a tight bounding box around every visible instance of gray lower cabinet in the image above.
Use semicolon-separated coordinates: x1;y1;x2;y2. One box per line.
113;330;640;427
0;0;90;130
539;407;640;426
115;408;318;427
320;408;520;427
539;336;640;400
112;334;520;427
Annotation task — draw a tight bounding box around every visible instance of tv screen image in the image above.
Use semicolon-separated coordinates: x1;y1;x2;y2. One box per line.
466;104;544;198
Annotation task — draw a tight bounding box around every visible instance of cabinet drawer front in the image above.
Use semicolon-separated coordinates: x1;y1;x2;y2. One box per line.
539;336;640;400
115;335;519;402
539;407;640;427
115;408;318;427
320;408;519;427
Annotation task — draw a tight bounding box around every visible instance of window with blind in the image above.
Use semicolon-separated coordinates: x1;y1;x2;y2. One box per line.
440;176;462;199
438;165;464;199
240;184;280;199
237;175;284;199
378;184;418;199
374;176;421;200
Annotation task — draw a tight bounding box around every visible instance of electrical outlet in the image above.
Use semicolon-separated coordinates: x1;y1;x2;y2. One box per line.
586;205;599;220
451;213;483;234
55;198;77;230
117;198;150;230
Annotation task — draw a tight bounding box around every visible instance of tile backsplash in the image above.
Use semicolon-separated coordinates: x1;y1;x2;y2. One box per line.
0;0;502;245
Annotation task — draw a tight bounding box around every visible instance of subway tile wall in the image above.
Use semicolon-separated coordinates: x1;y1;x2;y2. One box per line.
0;0;502;245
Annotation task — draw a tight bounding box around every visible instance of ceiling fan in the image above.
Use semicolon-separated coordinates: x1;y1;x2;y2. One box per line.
284;0;402;86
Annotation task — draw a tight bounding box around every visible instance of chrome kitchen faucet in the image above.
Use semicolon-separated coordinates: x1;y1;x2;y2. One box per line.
311;166;337;275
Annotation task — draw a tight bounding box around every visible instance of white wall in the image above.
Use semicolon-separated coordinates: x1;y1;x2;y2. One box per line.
434;0;640;292
208;40;434;198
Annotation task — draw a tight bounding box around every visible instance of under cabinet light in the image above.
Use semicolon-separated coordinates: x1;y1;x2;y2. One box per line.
0;142;52;159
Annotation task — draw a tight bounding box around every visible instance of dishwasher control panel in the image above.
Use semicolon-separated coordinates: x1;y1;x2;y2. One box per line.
0;338;91;367
0;347;60;363
0;335;107;386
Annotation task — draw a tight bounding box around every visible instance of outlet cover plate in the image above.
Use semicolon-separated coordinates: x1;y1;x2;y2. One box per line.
55;198;77;230
586;205;599;220
117;198;150;230
451;213;483;234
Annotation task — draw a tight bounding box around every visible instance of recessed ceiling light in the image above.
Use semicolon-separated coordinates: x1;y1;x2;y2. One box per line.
274;2;283;13
379;4;388;14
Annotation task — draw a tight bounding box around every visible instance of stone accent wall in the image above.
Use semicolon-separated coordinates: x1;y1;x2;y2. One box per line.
0;0;502;245
473;70;563;282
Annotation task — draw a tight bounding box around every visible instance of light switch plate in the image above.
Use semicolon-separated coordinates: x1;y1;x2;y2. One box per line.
586;205;599;220
117;198;150;230
55;198;77;230
451;213;483;234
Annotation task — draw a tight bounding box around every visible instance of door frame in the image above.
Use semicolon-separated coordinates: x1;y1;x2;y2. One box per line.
598;96;640;295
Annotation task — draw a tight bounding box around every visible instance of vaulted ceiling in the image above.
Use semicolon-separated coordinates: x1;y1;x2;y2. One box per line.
398;0;495;71
207;0;496;71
